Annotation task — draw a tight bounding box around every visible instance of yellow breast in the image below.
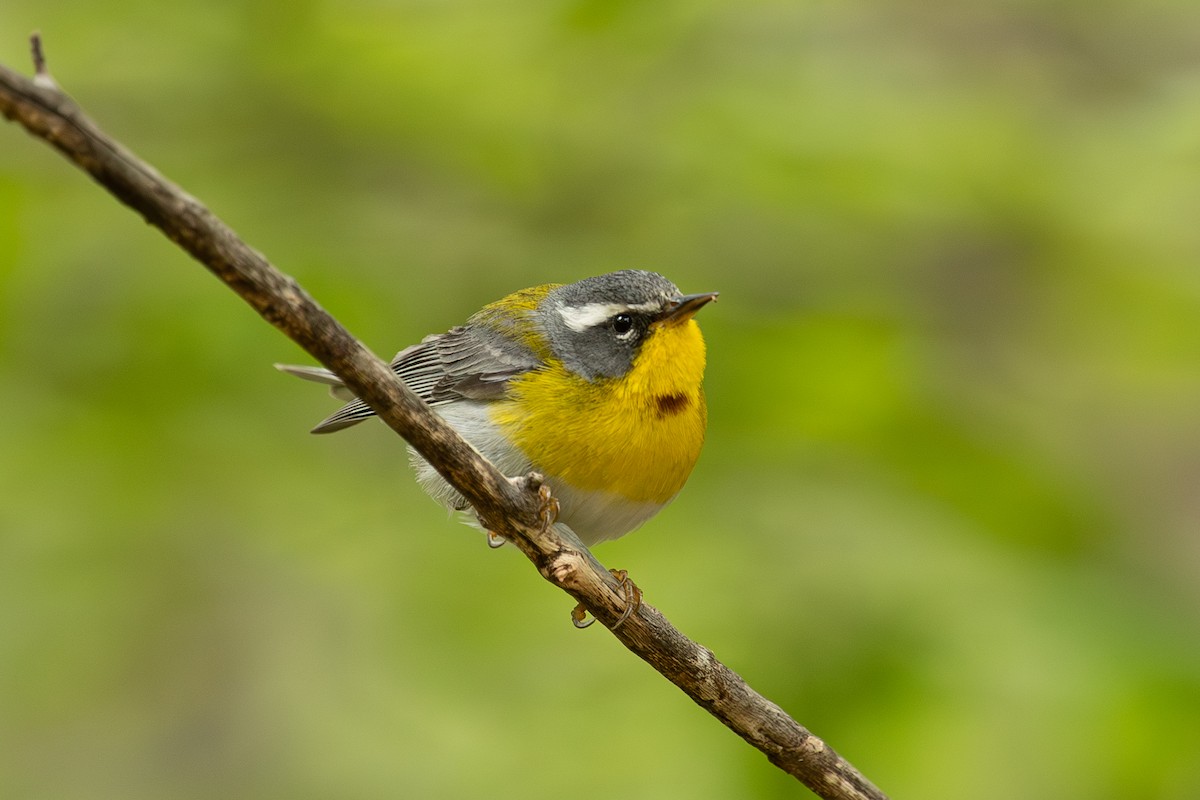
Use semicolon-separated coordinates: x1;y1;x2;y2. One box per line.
492;319;708;505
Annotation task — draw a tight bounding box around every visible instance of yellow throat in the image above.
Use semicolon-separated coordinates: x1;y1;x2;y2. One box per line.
493;318;708;505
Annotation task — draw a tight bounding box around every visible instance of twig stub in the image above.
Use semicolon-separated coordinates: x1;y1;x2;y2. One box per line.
29;32;56;89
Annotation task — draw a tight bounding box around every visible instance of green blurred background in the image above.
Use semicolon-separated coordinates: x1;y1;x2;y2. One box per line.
2;1;1199;798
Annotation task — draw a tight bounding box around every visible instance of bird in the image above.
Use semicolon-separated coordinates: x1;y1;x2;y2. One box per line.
277;269;716;554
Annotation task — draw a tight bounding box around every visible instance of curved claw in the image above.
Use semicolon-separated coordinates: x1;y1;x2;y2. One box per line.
571;602;596;628
537;485;560;532
570;569;642;631
609;569;642;631
486;531;507;549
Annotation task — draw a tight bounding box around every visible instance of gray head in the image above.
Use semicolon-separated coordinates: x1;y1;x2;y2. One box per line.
538;270;717;379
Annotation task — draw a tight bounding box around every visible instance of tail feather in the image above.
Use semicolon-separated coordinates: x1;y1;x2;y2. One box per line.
275;363;374;433
274;363;343;387
310;399;377;434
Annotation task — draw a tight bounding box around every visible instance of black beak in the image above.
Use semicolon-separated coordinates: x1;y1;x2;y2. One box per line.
656;292;719;326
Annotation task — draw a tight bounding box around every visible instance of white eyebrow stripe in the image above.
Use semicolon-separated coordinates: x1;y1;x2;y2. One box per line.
557;300;660;332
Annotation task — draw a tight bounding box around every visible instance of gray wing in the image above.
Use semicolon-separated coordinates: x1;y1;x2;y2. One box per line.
276;325;541;434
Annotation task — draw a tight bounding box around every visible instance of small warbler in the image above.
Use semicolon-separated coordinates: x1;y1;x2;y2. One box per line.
278;269;716;548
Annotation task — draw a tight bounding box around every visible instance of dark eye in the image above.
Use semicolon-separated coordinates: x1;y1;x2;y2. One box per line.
612;313;634;336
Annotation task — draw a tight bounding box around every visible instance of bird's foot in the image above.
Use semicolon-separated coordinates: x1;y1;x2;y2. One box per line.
572;568;642;630
533;479;560;532
483;473;559;549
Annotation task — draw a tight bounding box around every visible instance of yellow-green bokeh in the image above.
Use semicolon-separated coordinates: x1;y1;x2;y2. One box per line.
2;2;1199;798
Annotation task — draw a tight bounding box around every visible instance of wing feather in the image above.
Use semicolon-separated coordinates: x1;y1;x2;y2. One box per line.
289;325;542;434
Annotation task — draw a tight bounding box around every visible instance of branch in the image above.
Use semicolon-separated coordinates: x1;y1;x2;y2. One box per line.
0;35;887;800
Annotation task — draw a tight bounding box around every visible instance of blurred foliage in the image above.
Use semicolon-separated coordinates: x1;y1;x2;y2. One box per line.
2;1;1200;798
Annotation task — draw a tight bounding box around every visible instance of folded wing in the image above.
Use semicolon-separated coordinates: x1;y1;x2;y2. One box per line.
276;324;543;434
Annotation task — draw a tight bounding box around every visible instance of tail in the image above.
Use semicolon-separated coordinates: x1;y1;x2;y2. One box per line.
274;363;378;434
